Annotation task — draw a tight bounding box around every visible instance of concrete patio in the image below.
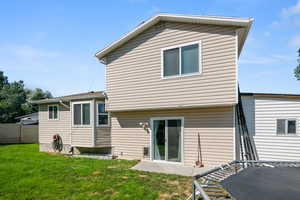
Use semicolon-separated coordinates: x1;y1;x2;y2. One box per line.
131;161;211;176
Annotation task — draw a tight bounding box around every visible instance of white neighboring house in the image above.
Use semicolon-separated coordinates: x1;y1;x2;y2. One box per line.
15;112;39;125
242;93;300;161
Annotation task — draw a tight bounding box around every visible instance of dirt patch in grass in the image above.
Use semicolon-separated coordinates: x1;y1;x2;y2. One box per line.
157;193;172;200
167;179;180;185
92;170;101;175
138;174;148;178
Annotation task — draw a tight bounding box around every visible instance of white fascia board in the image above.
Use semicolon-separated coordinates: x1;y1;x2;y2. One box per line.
95;13;253;61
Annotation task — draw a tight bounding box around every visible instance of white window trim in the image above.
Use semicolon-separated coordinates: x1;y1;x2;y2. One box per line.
48;104;59;120
276;119;297;136
149;116;184;164
71;101;92;127
161;41;202;79
96;101;110;127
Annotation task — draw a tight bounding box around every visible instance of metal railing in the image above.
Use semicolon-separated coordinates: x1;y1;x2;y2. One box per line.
192;160;300;200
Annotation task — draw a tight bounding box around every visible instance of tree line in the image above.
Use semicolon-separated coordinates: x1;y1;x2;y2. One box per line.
0;71;52;123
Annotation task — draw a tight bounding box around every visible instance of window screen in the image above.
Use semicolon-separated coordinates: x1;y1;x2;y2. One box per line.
181;44;199;74
74;104;81;125
163;43;200;77
163;48;179;76
82;103;90;125
49;106;53;119
98;115;108;125
287;120;296;134
48;105;58;120
53;106;58;119
277;119;286;135
98;103;105;113
97;103;108;125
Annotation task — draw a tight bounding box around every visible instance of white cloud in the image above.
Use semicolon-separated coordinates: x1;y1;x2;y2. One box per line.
240;57;277;65
0;44;60;63
281;1;300;18
240;54;294;65
0;44;62;74
271;1;300;27
13;45;59;61
288;34;300;47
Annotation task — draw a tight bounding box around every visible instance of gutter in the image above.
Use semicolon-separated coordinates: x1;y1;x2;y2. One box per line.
31;94;105;104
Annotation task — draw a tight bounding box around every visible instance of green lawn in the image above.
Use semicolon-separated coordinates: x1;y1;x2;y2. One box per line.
0;144;191;200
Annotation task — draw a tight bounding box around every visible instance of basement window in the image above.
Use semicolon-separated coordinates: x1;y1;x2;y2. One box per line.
48;105;58;120
73;102;90;126
276;119;297;135
162;41;201;78
96;102;109;126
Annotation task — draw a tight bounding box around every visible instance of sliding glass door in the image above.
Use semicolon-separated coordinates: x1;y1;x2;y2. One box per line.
152;118;182;162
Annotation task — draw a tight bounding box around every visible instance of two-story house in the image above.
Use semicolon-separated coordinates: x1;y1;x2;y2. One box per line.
34;13;253;168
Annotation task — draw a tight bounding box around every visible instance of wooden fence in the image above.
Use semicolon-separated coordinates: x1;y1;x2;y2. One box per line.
0;124;38;144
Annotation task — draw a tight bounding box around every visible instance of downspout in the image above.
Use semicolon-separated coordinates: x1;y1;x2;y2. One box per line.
91;99;96;147
59;100;70;109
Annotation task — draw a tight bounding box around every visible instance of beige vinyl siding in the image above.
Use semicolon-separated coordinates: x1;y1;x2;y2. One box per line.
106;22;238;111
95;127;111;147
39;103;71;145
111;106;234;167
39;98;112;148
71;127;93;147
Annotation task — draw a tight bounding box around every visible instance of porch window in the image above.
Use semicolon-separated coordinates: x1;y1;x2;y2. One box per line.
96;102;109;126
73;102;90;126
276;119;296;135
162;42;201;78
48;105;58;120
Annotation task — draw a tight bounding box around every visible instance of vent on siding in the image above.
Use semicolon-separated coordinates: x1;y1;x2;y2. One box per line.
143;147;149;157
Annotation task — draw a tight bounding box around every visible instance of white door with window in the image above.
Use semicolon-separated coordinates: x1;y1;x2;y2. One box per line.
151;117;183;162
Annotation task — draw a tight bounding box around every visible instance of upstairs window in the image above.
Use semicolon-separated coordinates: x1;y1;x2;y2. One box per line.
97;102;109;126
48;105;58;120
276;119;297;135
73;102;90;126
162;42;201;78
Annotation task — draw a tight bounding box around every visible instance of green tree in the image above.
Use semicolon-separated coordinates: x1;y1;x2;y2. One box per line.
0;80;27;123
0;71;8;89
294;48;300;80
29;88;52;101
22;88;52;113
0;71;53;122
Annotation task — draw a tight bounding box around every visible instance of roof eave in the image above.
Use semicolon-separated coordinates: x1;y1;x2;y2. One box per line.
31;94;105;105
241;92;300;99
95;13;254;61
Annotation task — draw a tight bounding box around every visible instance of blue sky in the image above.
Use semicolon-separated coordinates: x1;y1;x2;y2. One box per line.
1;0;300;96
